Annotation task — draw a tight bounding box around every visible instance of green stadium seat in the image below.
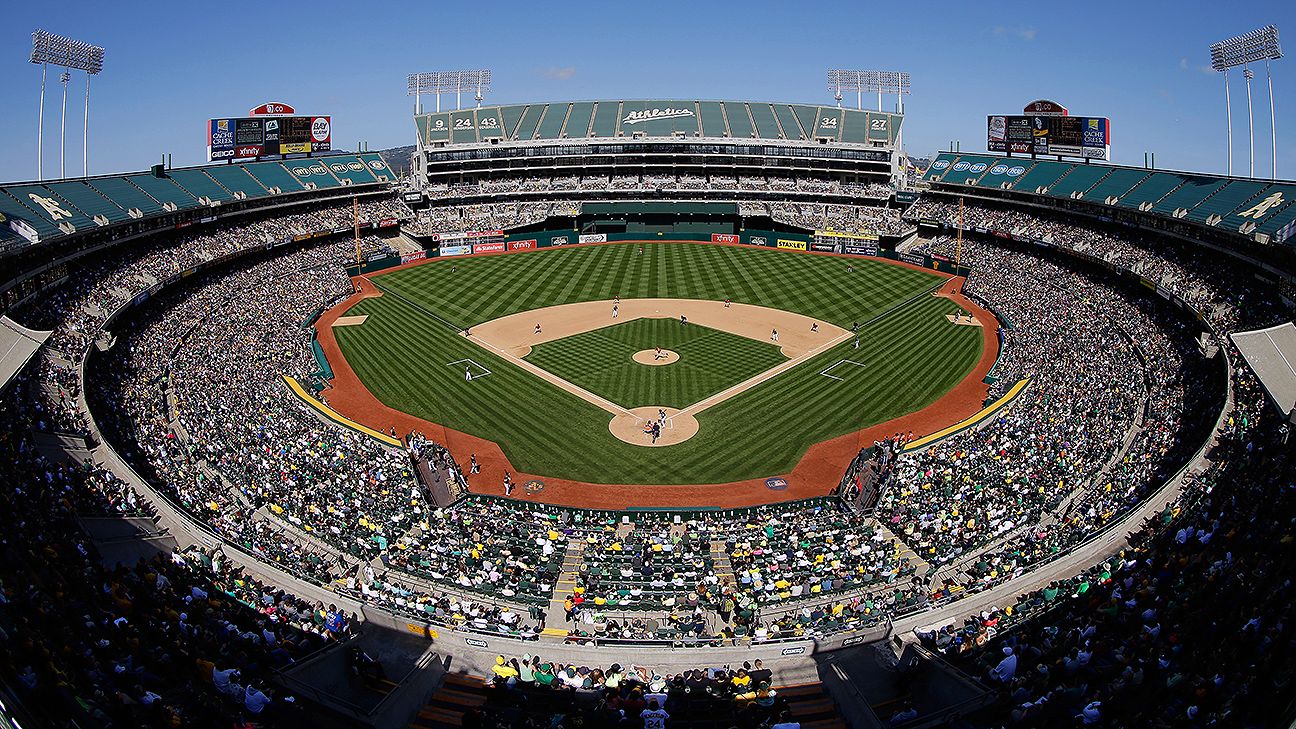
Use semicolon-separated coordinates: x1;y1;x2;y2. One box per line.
512;105;544;141
589;101;620;138
43;181;131;224
1220;183;1296;234
618;100;701;137
4;185;98;233
1116;172;1185;210
773;104;805;140
204;165;270;199
243;161;307;193
1081;168;1149;203
722;101;754;139
840;109;872;144
748;103;783;139
321;156;378;186
358;153;395;182
448;110;478;145
285;159;341;189
564;102;595;138
1007;160;1071;193
973;160;1032;189
0;189;65;240
1149;177;1227;216
942;155;998;186
1183;180;1268;224
125;173;199;210
533;104;567;141
88;176;166;215
168;169;233;203
1047;165;1108;198
698;101;727;137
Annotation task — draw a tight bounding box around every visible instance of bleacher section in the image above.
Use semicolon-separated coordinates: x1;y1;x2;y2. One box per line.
204;165;270;199
415;100;902;147
0;152;390;246
922;150;1296;245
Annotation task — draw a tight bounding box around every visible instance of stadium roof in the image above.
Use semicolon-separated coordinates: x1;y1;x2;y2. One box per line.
414;100;902;148
0;316;50;393
1231;322;1296;416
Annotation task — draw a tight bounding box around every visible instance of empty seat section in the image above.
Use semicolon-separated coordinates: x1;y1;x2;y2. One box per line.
1150;177;1226;215
322;156;378;185
474;108;504;139
204;165;269;198
512;105;544;140
839;110;871;144
498;104;527;140
43;181;131;223
774;104;805;139
792;105;821;139
1082;168;1148;202
1047;165;1109;198
942;155;998;186
89;177;165;215
285;159;341;188
125;174;199;209
168;169;233;202
448;110;478;145
533;104;567;140
748;103;783;139
563;102;594;138
243;161;306;193
923;153;959;182
1116;172;1184;209
589;101;619;137
0;190;65;240
1219;183;1296;231
1008;160;1071;192
357;153;395;182
1183;180;1268;223
722;102;754;138
698;101;727;137
5;185;98;231
975;160;1032;189
618;100;699;136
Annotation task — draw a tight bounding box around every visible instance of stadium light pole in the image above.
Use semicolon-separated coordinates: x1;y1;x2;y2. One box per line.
1244;68;1256;177
59;70;69;178
827;70;910;113
1211;26;1282;178
408;70;492;115
31;30;105;180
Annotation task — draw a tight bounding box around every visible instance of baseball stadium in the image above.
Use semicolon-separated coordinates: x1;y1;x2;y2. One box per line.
2;14;1296;729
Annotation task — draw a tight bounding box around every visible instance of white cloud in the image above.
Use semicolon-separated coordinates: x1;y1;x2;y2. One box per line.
541;67;576;81
993;26;1036;41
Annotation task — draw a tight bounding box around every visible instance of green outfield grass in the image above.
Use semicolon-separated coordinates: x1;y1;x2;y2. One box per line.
332;242;983;484
524;317;787;409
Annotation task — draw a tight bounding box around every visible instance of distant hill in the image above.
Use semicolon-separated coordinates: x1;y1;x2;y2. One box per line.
378;146;416;178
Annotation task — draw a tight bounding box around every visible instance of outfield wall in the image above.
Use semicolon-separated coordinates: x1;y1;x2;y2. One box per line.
349;229;970;277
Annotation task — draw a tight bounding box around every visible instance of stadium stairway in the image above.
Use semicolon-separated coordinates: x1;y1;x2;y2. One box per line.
710;538;737;586
542;540;587;634
874;523;930;578
407;672;846;729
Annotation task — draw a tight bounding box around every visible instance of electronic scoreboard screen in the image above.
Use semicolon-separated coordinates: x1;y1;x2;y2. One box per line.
208;115;331;161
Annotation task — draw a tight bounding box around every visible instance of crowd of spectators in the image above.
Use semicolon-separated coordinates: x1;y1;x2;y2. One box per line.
917;359;1295;727
421;174;891;200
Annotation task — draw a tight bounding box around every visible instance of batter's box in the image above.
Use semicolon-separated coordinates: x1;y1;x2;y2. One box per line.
820;359;867;382
448;358;492;381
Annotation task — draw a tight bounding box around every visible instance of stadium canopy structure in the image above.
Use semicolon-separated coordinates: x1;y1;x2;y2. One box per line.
0;316;50;392
1231;322;1296;417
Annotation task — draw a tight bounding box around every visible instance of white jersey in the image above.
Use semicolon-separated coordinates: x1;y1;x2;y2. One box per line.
642;708;670;729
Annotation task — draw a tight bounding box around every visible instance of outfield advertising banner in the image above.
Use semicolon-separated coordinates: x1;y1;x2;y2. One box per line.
440;244;471;256
711;233;739;244
843;242;878;256
509;239;537;250
748;236;768;246
810;242;838;253
776;239;807;251
578;233;608;244
550;235;571;246
900;251;930;267
472;241;506;254
400;251;426;264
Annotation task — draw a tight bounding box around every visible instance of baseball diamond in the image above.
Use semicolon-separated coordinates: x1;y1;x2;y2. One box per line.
328;241;985;485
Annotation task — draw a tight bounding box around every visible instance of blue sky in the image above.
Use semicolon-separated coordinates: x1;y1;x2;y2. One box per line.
0;0;1292;180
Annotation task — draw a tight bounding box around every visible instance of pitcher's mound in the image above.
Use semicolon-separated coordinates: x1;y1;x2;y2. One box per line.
609;406;699;446
632;349;680;366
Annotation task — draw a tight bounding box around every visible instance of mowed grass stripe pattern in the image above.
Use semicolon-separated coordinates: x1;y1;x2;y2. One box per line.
335;243;982;484
372;243;936;330
524;318;787;409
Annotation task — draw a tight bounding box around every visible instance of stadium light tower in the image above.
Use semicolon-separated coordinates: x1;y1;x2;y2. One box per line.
1210;25;1282;178
407;70;492;114
827;69;911;113
30;29;105;180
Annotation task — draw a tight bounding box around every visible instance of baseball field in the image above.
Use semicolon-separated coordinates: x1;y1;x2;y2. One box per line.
330;242;983;485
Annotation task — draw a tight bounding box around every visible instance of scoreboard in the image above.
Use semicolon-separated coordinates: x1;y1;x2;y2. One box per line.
987;115;1110;160
208;115;331;161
